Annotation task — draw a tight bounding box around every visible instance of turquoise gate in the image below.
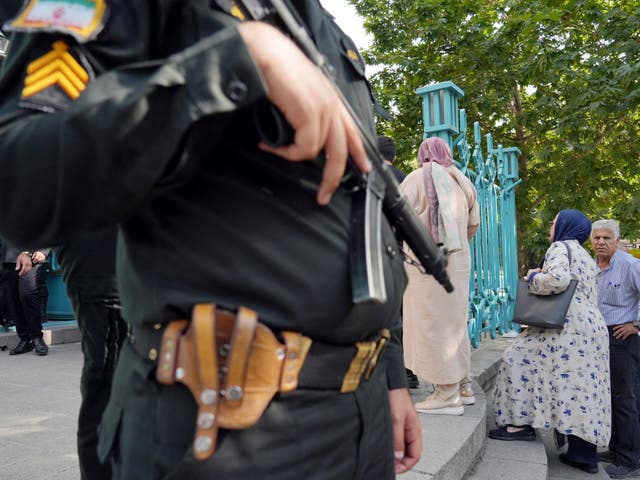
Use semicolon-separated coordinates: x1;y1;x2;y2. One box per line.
416;81;522;347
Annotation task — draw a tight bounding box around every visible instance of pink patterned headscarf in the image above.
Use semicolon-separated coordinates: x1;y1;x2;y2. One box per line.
418;137;454;167
418;137;454;242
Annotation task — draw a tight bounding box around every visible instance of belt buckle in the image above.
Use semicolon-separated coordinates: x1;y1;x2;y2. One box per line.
364;329;390;380
340;329;390;393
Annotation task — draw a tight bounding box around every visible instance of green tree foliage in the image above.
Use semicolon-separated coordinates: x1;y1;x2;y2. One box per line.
352;0;640;267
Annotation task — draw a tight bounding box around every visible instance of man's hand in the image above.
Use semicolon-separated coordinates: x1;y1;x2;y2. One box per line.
612;323;638;340
238;22;370;206
31;251;46;264
389;388;421;474
15;252;33;277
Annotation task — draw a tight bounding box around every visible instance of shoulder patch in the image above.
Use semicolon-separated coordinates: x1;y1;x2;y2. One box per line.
4;0;108;43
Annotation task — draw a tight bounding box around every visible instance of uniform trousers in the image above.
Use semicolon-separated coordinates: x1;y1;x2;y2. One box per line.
609;331;640;467
0;264;44;340
67;282;126;480
99;342;395;480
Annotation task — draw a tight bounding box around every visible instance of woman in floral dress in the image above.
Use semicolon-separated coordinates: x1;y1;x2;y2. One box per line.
490;209;611;474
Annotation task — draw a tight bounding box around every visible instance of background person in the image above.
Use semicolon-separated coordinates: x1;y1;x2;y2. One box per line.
376;135;418;388
0;240;50;355
377;135;406;183
56;228;126;480
490;209;611;475
401;136;480;414
591;219;640;479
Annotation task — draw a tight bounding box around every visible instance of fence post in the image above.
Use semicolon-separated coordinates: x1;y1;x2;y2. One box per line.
415;81;522;346
416;81;464;147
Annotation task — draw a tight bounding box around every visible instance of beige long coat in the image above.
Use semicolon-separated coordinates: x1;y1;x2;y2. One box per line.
401;166;479;385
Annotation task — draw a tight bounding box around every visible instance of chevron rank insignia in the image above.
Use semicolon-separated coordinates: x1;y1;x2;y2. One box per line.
22;41;89;105
4;0;108;43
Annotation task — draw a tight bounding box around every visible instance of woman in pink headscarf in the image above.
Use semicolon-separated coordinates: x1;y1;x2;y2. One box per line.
401;137;480;415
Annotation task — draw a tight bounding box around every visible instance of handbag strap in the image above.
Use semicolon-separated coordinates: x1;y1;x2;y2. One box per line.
560;240;573;275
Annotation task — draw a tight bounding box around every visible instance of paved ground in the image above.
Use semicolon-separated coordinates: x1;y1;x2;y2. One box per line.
0;342;81;480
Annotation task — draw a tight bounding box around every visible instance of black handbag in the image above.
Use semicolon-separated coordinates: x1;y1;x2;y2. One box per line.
513;241;578;329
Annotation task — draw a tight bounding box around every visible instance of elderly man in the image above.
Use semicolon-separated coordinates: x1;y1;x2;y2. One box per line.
592;219;640;479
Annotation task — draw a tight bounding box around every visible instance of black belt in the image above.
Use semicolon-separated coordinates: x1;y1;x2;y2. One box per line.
130;324;388;391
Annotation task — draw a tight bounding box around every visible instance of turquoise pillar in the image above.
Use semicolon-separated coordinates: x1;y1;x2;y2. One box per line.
416;81;464;147
416;81;522;346
45;252;75;321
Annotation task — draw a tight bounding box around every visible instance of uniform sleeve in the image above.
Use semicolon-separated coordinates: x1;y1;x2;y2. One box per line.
0;27;268;248
385;318;409;390
530;242;572;295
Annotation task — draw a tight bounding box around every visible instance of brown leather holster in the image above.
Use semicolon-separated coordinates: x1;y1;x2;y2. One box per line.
155;303;312;461
152;303;390;461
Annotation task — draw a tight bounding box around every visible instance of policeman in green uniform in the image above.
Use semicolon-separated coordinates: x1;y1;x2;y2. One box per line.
0;1;421;478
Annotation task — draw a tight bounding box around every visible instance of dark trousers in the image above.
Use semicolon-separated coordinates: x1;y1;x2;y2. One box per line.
68;285;126;480
567;435;597;464
0;264;44;340
635;352;640;418
101;343;395;480
609;331;640;467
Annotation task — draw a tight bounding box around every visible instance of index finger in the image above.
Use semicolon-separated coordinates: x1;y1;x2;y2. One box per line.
341;106;369;174
316;107;370;205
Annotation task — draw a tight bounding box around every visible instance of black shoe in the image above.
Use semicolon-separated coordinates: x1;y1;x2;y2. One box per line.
33;337;49;356
553;428;566;450
405;368;420;389
559;453;598;474
488;425;536;441
605;463;640;479
598;450;617;464
9;339;34;355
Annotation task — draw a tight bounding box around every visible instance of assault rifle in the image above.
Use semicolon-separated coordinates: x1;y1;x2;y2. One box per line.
218;0;454;301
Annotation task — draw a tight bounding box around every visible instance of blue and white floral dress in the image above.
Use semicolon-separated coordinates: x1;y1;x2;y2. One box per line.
493;240;611;446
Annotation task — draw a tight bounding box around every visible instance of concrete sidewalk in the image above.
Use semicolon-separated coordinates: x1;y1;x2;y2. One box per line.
0;339;82;480
0;326;515;480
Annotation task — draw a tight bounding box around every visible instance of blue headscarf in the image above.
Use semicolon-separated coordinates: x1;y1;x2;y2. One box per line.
553;209;592;244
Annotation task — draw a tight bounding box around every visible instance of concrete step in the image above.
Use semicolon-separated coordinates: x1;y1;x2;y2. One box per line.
464;334;548;480
403;380;486;480
541;429;610;480
0;322;79;351
465;432;547;480
402;335;517;479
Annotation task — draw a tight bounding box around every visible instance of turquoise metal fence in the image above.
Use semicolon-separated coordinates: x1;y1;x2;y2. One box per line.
416;81;522;347
45;251;75;321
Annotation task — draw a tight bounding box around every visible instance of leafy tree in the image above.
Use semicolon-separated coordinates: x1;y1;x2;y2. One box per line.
352;0;640;269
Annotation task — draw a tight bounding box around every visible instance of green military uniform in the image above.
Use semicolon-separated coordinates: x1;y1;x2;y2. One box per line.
0;1;407;478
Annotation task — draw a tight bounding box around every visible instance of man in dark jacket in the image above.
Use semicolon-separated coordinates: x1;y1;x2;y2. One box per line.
0;239;49;355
